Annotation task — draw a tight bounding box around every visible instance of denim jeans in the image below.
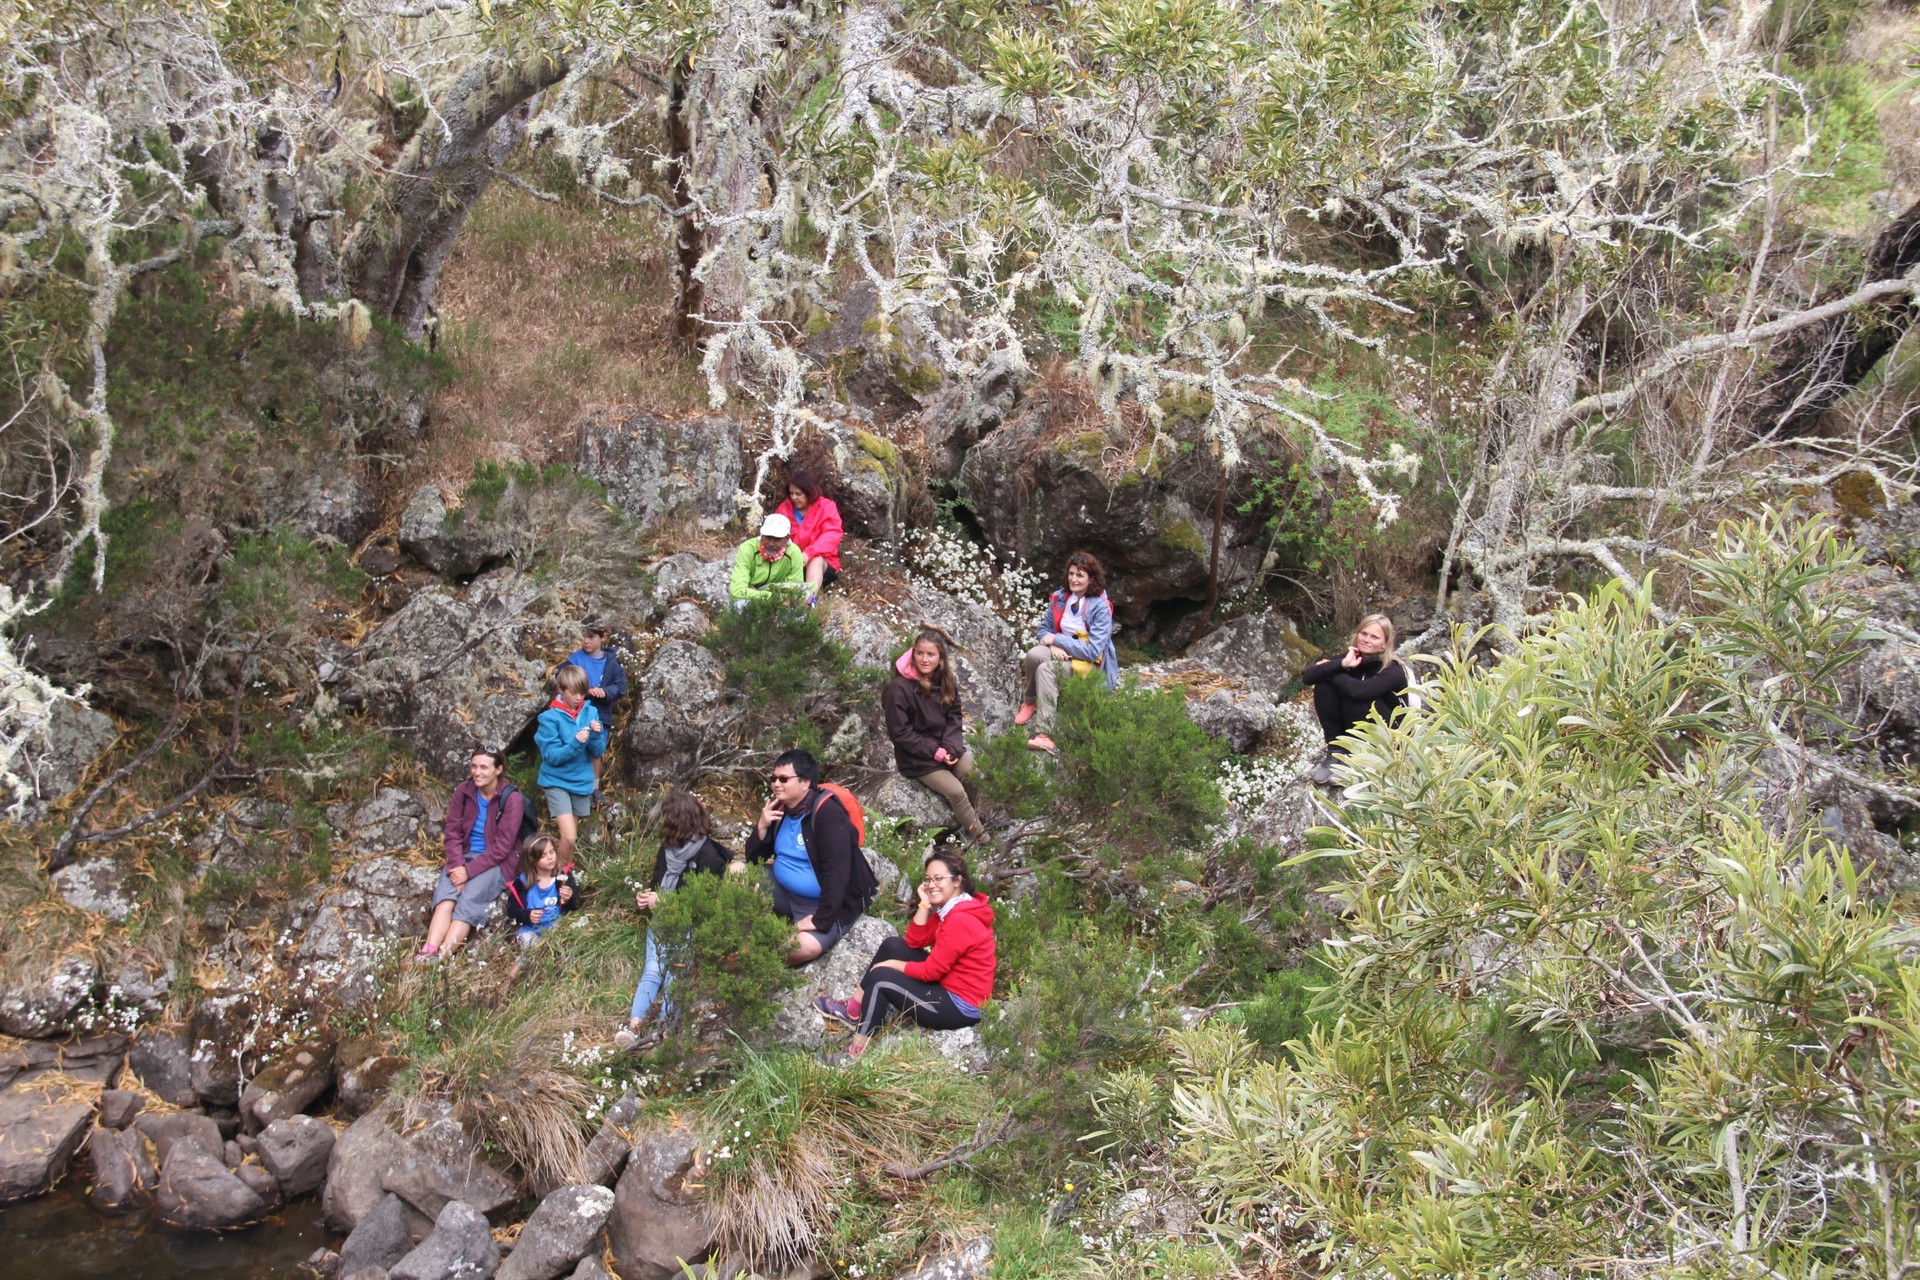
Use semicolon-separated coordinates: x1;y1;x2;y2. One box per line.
628;928;674;1023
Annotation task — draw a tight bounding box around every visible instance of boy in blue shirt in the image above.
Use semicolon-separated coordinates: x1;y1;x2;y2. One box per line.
565;619;627;803
536;663;607;870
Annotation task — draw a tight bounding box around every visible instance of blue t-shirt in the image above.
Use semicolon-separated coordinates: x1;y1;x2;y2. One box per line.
571;649;610;692
791;505;808;532
771;813;822;899
468;795;489;854
521;877;563;934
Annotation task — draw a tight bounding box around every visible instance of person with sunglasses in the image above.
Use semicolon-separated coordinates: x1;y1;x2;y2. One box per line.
813;850;995;1063
744;749;878;963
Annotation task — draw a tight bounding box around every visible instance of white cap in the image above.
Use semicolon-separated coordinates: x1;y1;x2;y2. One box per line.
759;513;792;539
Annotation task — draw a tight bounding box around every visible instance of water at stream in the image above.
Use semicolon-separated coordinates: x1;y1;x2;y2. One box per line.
0;1187;330;1280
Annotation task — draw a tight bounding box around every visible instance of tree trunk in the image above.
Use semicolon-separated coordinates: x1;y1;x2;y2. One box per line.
340;45;570;337
666;56;706;344
1749;196;1920;437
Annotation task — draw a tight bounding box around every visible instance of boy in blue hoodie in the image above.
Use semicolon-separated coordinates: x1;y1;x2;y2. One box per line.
565;619;627;803
536;663;607;870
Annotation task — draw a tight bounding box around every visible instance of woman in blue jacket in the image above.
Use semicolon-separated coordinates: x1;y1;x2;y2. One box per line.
1015;551;1120;753
536;663;607;870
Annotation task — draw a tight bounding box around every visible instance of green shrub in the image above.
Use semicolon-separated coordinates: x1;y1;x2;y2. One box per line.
1051;676;1224;846
971;723;1060;820
1231;963;1333;1060
701;598;877;750
648;872;799;1029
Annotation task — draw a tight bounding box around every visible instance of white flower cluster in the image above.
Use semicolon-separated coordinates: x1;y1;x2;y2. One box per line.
557;1029;609;1071
1216;755;1297;811
903;526;1046;633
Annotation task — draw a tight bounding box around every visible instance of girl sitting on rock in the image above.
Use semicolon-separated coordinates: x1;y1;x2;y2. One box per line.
882;626;984;842
814;850;995;1063
615;787;740;1049
503;834;577;958
1016;551;1120;754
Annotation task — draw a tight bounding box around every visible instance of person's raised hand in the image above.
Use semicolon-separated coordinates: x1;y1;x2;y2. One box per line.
575;726;591;742
558;884;574;904
1340;646;1362;669
759;795;784;831
589;686;606;699
635;889;658;910
915;879;934;913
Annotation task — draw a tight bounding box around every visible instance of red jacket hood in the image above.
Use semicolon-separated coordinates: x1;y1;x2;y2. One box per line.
944;894;994;928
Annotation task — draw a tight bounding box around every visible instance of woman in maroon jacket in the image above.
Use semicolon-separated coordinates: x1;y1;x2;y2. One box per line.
882;626;984;842
419;749;529;960
813;851;996;1063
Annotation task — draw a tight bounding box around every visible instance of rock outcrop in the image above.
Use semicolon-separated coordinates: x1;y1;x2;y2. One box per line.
1135;611;1323;753
155;1141;271;1230
8;701;117;825
0;953;96;1039
343;570;550;781
575;411;742;531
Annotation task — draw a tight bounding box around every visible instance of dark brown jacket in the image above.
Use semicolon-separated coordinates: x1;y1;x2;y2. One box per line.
883;673;966;778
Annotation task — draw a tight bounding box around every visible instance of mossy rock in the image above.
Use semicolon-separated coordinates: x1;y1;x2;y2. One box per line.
1832;469;1885;519
1158;518;1208;558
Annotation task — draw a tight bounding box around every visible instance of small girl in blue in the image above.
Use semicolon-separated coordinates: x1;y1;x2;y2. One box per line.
504;835;576;958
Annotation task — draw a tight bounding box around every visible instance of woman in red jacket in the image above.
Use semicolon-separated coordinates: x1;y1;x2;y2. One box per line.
772;468;844;606
814;851;995;1063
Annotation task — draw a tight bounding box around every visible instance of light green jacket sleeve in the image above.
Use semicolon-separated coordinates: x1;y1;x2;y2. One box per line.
729;540;768;601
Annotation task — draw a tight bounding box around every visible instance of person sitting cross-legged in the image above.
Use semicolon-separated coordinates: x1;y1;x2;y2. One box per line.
728;514;809;611
814;850;995;1064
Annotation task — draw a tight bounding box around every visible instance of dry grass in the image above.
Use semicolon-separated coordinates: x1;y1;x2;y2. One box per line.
1850;5;1920;208
426;183;711;489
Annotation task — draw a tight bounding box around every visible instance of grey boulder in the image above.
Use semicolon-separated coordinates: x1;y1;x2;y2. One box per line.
51;858;136;922
496;1184;617;1280
399;483;515;578
132;1111;225;1167
155;1141;270;1230
324;1098;411;1232
607;1126;714;1280
621;639;738;790
129;1024;198;1106
7;701;116;825
97;1088;143;1129
241;1038;336;1130
0;1083;94;1201
390;1198;500;1280
188;994;252;1107
378;1101;519;1222
896;1237;991;1280
83;1125;157;1212
767;914;896;1051
339;1192;424;1276
257;1114;337;1198
0;952;96;1039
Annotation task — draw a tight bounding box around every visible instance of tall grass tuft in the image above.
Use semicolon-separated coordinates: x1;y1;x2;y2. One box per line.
699;1040;992;1274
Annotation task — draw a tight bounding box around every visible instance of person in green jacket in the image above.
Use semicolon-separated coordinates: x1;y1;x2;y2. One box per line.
729;514;809;610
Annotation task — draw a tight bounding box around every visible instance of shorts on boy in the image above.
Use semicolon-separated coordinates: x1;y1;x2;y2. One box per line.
544;787;594;819
768;876;850;956
431;863;507;927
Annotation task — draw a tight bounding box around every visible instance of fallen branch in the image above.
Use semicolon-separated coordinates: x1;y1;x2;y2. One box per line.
882;1113;1016;1180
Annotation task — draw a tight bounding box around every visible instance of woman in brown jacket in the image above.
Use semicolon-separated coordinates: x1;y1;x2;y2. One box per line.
882;626;985;841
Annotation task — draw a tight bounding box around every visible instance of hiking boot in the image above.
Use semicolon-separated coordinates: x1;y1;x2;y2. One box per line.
1310;761;1334;786
613;1027;639;1050
814;996;858;1030
1013;703;1036;726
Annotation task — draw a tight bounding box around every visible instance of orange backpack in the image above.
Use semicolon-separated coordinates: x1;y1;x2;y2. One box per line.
817;782;867;846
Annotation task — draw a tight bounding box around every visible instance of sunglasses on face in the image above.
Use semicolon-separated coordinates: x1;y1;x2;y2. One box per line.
769;773;798;784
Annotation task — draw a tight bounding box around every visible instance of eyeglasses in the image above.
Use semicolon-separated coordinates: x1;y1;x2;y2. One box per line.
769;773;798;784
923;873;957;884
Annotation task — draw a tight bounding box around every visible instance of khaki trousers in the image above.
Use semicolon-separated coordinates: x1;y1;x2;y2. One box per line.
1020;645;1076;730
914;751;981;835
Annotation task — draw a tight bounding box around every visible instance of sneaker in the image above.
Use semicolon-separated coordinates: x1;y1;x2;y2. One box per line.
1310;761;1334;786
1013;703;1036;726
814;996;858;1029
613;1028;639;1050
1026;733;1057;754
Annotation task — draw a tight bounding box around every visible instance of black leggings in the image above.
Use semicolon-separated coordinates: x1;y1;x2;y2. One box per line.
856;936;980;1038
1311;682;1356;752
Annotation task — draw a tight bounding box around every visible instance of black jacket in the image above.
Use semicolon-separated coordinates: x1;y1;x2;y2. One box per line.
882;674;966;779
649;835;735;892
1301;655;1407;741
744;786;878;933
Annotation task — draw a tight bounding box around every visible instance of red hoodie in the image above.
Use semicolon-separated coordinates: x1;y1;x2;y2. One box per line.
901;895;996;1009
